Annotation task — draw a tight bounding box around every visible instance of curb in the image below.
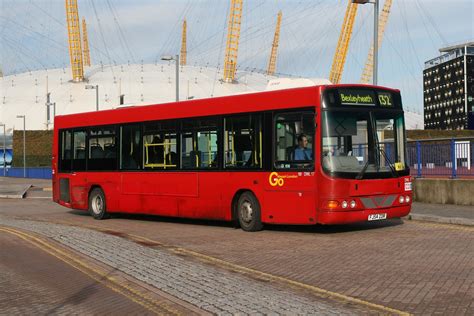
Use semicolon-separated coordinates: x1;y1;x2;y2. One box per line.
407;213;474;227
0;185;32;199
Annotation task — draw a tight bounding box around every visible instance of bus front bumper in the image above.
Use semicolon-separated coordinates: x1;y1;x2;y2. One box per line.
317;205;411;225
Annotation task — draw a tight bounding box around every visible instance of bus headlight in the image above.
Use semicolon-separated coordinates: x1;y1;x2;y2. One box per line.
399;196;405;204
350;200;356;208
341;201;348;208
405;196;411;203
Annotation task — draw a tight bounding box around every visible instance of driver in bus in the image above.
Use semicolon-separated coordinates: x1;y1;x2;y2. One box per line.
293;134;312;161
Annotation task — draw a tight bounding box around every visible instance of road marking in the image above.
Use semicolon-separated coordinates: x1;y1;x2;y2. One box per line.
0;226;181;316
26;197;52;199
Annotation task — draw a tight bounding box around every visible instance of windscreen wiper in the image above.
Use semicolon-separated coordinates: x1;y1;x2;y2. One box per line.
356;159;370;180
376;145;397;178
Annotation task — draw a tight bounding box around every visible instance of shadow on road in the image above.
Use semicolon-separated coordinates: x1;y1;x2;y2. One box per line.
67;209;404;234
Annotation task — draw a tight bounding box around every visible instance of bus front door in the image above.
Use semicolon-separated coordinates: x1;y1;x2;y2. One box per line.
263;172;317;224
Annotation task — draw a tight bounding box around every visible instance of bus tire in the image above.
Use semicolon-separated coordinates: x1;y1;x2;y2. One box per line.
88;188;109;220
237;192;263;232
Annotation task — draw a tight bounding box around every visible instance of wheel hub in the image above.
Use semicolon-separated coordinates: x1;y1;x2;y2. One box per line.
92;195;103;215
240;201;253;223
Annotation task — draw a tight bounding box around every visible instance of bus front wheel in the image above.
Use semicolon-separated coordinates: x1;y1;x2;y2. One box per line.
237;192;263;232
88;188;109;220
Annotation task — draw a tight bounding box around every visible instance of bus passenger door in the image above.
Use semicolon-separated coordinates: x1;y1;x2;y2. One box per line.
57;129;88;209
263;172;316;224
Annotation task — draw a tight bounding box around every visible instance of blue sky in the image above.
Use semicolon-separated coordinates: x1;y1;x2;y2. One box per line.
1;0;473;113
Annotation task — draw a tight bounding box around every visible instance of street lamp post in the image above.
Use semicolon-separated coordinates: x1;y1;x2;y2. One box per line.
161;54;179;102
353;0;379;85
0;123;5;176
16;115;26;178
85;84;99;111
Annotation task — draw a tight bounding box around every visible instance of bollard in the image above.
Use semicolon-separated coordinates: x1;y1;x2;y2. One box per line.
416;141;422;177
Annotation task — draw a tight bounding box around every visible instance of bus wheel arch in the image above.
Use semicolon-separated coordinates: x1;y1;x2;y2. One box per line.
88;186;109;220
232;190;263;232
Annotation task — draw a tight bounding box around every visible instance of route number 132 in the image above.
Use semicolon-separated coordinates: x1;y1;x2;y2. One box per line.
378;93;393;107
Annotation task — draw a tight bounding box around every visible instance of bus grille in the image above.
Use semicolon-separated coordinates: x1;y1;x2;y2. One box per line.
360;195;396;209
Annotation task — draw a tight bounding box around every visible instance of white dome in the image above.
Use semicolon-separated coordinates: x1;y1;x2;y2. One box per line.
0;64;275;131
0;64;423;131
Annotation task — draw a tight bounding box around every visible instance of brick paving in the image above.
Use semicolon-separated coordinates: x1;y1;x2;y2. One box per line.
0;230;155;315
0;198;473;315
0;217;367;315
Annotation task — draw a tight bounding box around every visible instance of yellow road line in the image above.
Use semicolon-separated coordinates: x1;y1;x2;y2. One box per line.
0;226;180;316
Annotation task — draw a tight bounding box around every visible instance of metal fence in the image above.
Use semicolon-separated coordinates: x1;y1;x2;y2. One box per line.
407;138;474;178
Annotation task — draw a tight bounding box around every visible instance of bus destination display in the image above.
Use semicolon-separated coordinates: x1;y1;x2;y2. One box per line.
339;89;376;106
337;89;395;108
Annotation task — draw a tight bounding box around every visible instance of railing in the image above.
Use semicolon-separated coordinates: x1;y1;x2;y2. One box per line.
407;138;474;178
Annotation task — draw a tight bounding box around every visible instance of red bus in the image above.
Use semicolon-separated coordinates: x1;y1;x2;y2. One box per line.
53;84;412;231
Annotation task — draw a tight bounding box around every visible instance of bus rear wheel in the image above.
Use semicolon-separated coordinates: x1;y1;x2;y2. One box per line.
88;188;109;220
237;192;263;232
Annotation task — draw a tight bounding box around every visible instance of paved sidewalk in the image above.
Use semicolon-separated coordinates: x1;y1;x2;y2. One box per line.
409;202;474;226
0;177;51;199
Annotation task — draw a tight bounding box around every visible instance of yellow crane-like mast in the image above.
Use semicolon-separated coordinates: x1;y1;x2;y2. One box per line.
65;0;84;82
223;0;243;83
360;0;393;84
82;18;91;67
267;11;282;76
329;1;358;84
180;19;187;66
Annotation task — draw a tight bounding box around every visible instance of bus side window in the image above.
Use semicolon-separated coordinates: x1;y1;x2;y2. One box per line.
143;121;178;170
72;130;86;171
274;111;314;169
88;127;117;171
181;119;219;169
120;125;141;170
224;114;262;169
59;130;72;172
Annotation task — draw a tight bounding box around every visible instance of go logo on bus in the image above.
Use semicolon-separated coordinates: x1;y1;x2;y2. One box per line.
269;172;284;187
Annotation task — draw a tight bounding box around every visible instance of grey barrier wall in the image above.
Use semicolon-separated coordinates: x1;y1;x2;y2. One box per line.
413;178;474;206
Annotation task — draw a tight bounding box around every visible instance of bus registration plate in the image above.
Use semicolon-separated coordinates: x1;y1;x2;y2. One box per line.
368;213;387;221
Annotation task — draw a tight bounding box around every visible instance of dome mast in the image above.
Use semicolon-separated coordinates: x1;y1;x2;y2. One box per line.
223;0;243;83
180;19;187;66
267;11;282;76
329;0;358;84
65;0;84;82
82;18;91;67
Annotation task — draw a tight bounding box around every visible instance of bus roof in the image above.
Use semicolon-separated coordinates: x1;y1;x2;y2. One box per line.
54;84;400;129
